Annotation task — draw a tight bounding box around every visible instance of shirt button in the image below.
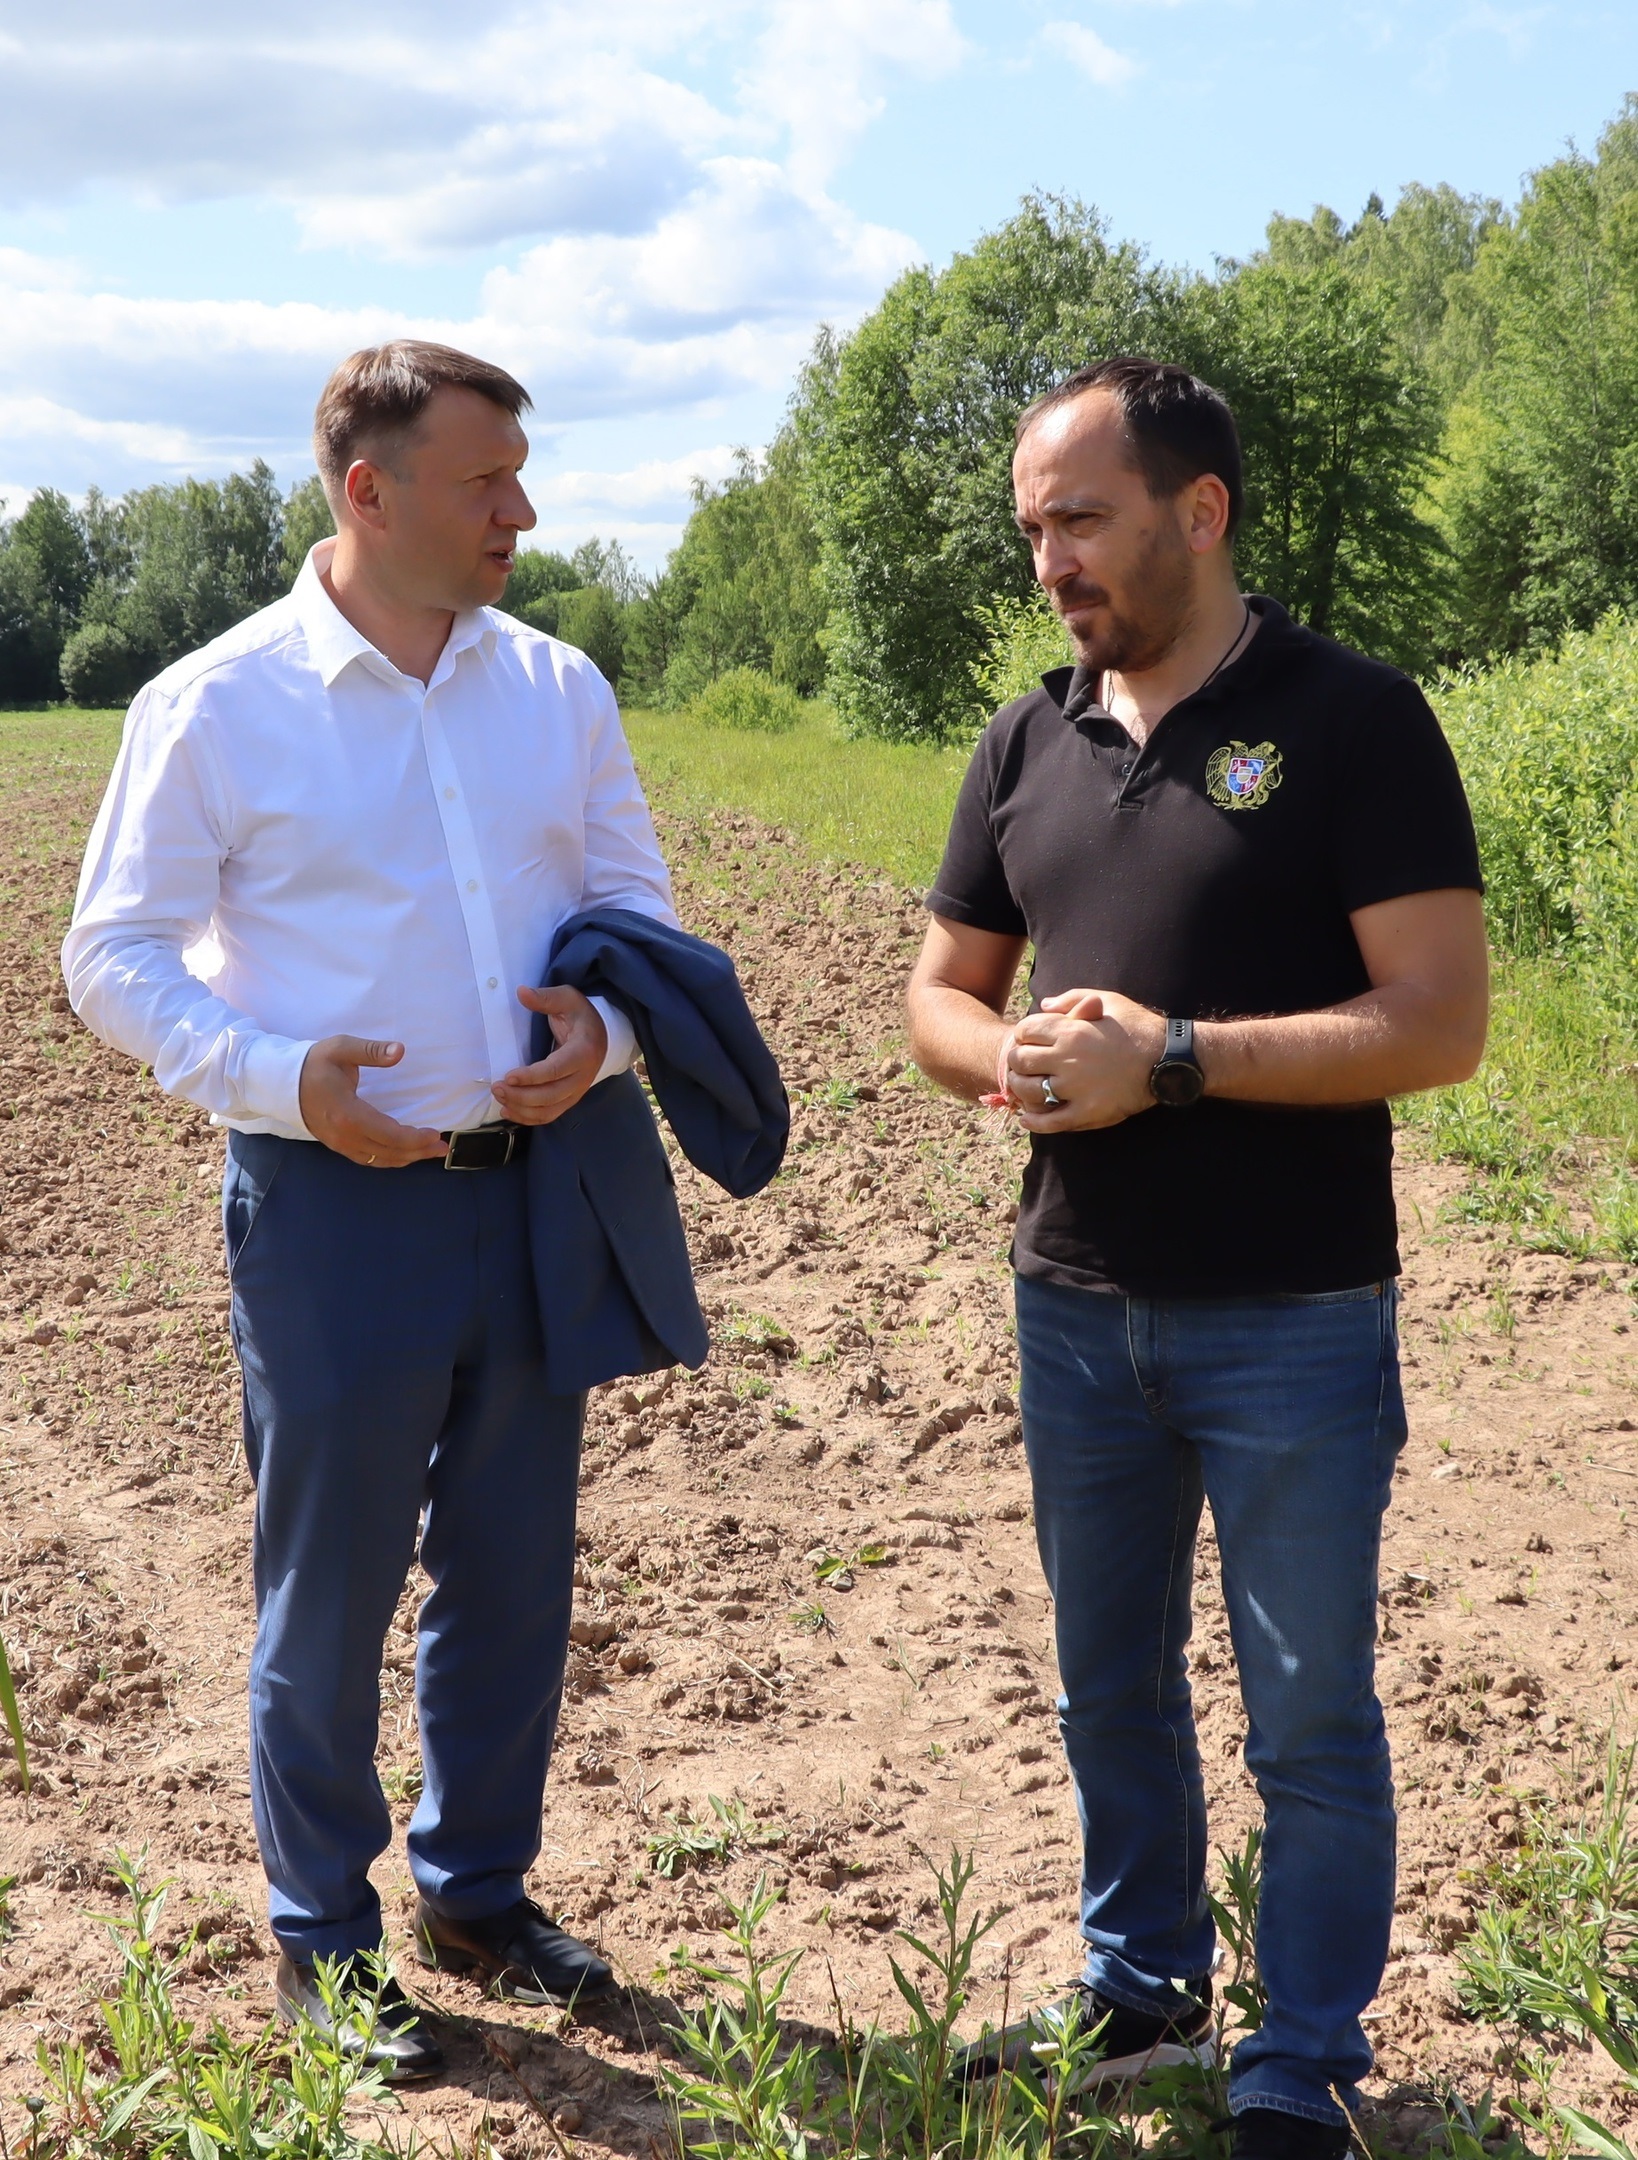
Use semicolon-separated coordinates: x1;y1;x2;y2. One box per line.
444;785;457;801
466;878;479;892
487;976;498;989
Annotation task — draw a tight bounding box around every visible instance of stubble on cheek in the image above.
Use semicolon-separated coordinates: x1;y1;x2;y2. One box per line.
1061;524;1194;676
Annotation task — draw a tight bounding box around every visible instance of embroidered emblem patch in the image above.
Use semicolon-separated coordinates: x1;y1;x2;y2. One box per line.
1206;739;1283;811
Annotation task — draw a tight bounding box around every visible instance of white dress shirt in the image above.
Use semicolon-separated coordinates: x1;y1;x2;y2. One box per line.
63;540;677;1141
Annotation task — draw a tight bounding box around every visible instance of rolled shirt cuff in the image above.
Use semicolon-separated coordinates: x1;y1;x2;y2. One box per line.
588;997;637;1083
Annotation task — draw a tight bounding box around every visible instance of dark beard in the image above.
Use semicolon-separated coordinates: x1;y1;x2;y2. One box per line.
1053;522;1197;678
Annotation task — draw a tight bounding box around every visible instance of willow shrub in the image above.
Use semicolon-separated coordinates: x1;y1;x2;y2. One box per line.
968;590;1072;723
1434;610;1638;987
1401;614;1638;1228
688;666;805;735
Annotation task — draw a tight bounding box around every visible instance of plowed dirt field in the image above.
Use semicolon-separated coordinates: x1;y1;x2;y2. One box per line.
3;756;1638;2156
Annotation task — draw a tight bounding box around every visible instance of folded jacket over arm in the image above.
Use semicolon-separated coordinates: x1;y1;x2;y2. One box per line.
526;907;789;1393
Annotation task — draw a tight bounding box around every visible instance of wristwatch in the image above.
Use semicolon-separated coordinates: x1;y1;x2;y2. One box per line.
1149;1016;1205;1107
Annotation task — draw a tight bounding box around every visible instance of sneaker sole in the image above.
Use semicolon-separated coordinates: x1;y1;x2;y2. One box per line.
956;2027;1216;2089
1068;2030;1217;2088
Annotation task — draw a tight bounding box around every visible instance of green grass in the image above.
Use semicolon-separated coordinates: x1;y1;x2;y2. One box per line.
27;1853;411;2160
626;702;966;888
0;707;123;797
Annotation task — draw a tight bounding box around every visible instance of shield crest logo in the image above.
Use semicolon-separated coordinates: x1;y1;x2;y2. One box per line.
1206;739;1283;811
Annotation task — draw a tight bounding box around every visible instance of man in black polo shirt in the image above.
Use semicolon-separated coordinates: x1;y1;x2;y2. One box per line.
908;357;1487;2159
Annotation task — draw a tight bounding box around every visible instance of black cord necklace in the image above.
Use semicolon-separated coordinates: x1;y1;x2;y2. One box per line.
1101;597;1254;721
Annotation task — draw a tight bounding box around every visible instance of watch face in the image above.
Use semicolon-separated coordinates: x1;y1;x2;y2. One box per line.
1151;1058;1205;1107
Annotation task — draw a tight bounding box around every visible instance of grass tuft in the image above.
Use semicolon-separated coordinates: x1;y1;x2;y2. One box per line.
647;1795;787;1880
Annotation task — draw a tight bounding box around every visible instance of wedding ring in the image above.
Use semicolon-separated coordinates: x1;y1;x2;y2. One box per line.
1040;1077;1062;1110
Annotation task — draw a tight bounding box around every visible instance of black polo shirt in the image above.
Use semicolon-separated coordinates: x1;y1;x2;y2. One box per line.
926;598;1482;1297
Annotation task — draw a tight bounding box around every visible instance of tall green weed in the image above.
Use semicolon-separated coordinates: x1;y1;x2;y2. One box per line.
1456;1735;1638;2160
0;1627;29;1791
661;1848;1245;2158
26;1854;409;2160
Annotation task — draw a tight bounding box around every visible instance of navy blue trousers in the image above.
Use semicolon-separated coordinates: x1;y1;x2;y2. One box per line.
225;1133;584;1960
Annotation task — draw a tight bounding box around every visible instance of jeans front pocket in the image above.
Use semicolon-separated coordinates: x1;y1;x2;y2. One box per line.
1271;1282;1383;1308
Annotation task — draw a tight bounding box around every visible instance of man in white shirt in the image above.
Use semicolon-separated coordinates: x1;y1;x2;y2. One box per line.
64;341;677;2079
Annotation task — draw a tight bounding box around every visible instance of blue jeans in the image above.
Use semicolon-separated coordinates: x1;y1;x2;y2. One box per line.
1014;1273;1406;2125
226;1133;584;1961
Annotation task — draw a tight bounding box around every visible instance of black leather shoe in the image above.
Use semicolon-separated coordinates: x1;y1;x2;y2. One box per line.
415;1894;615;2005
274;1951;445;2084
1230;2107;1351;2160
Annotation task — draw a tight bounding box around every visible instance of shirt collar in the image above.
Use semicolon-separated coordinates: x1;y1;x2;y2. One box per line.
294;538;498;691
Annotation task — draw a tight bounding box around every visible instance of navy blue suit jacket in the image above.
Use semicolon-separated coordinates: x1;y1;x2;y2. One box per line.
525;908;788;1392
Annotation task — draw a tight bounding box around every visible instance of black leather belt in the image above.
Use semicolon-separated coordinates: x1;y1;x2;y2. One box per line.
439;1122;529;1170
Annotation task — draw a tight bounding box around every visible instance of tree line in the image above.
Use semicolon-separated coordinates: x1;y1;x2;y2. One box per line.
0;467;655;708
5;93;1637;735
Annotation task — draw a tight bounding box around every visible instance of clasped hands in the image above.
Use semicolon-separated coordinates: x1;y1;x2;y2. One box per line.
994;989;1170;1132
297;984;608;1168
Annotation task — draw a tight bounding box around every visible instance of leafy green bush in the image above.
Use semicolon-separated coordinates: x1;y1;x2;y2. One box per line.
970;590;1072;721
688;667;804;734
1434;611;1638;991
59;621;146;707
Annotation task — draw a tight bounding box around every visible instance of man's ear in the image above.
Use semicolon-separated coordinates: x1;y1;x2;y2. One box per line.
343;458;389;532
1186;473;1232;557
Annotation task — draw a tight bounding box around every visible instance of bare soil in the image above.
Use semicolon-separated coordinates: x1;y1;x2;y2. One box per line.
3;782;1638;2156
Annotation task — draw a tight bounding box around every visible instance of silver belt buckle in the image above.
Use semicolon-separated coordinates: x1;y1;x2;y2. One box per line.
442;1125;517;1170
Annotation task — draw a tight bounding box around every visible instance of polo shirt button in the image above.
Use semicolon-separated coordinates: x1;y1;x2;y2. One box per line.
444;785;457;800
487;976;498;989
467;878;479;892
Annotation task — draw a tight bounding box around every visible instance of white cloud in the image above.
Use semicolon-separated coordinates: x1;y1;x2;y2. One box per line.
482;158;914;343
519;445;748;564
0;157;915;491
0;3;941;503
531;446;742;516
737;0;966;190
0;395;200;466
0;1;957;254
1038;18;1140;87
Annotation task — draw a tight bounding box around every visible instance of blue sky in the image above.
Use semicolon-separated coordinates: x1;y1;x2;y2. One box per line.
0;0;1632;566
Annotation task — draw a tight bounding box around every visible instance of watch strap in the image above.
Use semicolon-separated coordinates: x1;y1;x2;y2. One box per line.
1163;1016;1194;1064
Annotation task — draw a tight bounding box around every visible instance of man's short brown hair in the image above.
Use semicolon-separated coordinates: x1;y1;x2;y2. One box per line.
313;340;532;501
